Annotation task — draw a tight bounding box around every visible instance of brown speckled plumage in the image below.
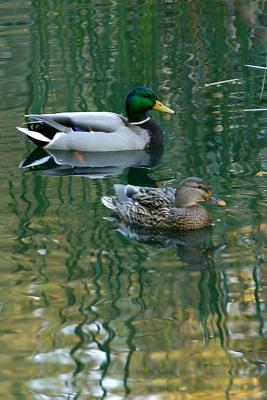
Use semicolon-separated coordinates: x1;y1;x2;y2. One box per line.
102;177;225;231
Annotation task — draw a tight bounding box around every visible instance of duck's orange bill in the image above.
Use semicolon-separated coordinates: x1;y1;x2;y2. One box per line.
210;195;226;206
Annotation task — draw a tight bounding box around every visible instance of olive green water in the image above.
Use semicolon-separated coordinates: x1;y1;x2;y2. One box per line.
1;1;267;399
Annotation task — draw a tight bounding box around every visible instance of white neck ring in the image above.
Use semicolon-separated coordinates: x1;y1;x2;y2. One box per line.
130;117;150;125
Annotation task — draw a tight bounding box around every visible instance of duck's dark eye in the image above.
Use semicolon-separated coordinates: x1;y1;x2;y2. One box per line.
144;94;150;98
197;184;207;191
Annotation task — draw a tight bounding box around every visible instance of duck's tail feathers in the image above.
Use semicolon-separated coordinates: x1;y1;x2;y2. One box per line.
101;196;118;210
25;114;73;134
16;127;52;145
114;184;129;202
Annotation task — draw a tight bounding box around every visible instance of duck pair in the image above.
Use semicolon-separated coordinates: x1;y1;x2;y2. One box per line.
18;87;226;230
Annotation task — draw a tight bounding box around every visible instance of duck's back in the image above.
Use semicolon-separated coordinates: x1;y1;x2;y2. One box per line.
128;186;176;208
44;112;126;133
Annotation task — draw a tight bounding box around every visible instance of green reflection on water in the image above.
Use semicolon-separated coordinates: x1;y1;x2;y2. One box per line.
0;0;267;399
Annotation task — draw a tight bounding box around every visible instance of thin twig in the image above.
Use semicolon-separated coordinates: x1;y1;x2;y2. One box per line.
242;108;267;112
260;55;267;100
245;64;267;70
205;78;241;87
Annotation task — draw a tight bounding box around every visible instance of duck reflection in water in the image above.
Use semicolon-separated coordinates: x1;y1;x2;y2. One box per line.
102;177;227;269
19;146;163;178
110;223;225;270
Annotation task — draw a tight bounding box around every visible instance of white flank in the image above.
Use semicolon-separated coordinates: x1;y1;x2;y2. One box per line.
44;129;149;151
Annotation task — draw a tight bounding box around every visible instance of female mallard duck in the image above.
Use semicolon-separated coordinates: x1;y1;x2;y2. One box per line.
17;87;174;152
101;177;226;230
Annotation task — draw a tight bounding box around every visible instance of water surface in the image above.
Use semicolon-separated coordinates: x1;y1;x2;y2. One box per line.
1;1;267;399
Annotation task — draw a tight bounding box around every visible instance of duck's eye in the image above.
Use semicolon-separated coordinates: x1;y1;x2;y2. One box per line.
144;94;150;98
197;184;206;191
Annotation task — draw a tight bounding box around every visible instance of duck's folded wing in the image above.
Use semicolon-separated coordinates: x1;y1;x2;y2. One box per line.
118;203;153;225
25;115;73;133
42;112;128;133
128;186;176;209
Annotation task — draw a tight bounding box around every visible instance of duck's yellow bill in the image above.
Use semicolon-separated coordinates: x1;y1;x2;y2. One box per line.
153;100;175;114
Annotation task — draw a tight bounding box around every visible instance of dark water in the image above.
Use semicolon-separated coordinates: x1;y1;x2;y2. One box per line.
1;1;267;399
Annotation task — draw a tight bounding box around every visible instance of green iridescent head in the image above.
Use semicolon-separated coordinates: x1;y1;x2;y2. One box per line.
125;87;174;123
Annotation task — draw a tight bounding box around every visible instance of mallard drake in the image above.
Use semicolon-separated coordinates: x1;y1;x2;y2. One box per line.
101;177;226;231
17;87;174;152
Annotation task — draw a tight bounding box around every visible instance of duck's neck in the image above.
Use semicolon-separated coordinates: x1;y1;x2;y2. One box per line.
129;116;151;125
126;109;149;123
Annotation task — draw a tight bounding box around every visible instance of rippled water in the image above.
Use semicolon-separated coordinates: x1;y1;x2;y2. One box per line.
1;1;267;399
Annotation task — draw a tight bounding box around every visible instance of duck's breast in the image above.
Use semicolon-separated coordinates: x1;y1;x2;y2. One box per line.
168;206;212;230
